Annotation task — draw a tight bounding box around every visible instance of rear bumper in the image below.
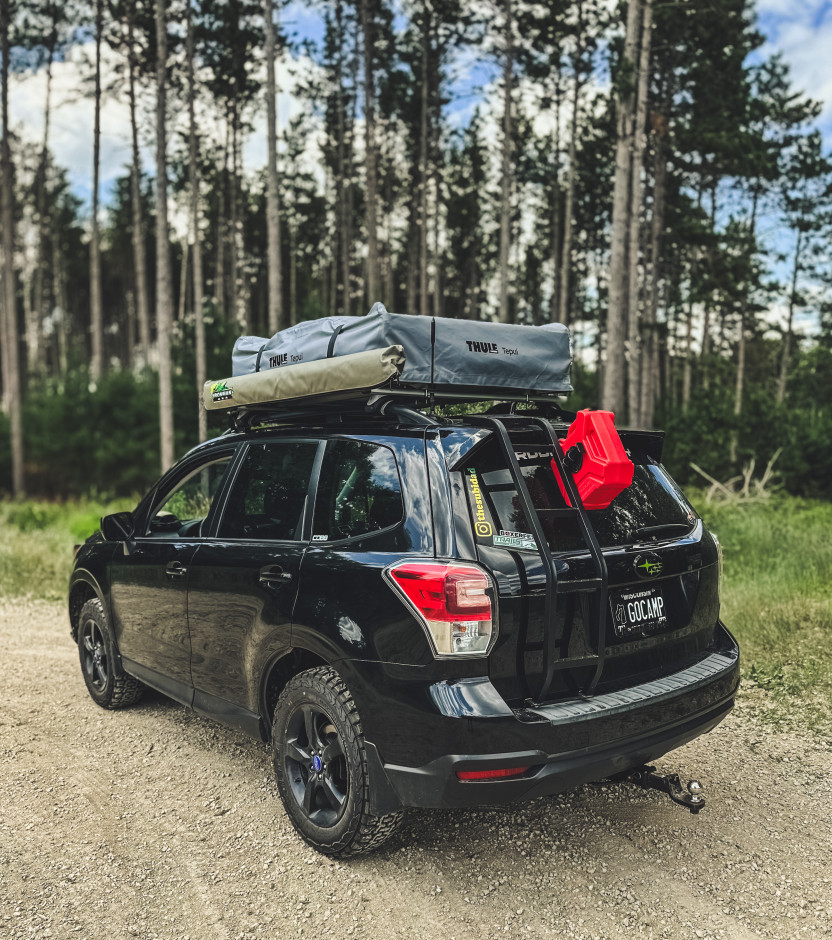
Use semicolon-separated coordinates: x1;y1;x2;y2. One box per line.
356;624;739;812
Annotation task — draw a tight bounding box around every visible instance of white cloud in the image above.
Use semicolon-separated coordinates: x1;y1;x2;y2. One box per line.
10;42;153;208
757;2;832;127
9;40;319;216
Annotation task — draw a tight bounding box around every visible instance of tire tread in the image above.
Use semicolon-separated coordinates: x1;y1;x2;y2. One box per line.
274;666;403;857
79;598;145;709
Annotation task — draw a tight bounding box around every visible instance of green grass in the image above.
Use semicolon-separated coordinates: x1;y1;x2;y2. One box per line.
3;493;830;735
693;493;832;736
0;498;135;603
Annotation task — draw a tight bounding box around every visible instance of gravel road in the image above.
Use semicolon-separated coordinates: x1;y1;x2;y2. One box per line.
1;598;830;940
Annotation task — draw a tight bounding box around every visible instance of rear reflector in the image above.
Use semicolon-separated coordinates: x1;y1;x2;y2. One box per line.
456;765;530;781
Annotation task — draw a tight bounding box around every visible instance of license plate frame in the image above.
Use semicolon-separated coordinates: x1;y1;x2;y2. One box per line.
609;585;669;638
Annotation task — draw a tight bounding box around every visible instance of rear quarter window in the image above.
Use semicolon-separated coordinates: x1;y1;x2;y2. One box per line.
312;439;404;542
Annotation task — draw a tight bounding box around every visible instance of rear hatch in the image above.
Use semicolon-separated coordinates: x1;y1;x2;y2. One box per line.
447;419;721;706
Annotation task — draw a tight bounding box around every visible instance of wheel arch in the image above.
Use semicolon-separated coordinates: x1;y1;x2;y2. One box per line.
68;571;106;642
261;647;331;728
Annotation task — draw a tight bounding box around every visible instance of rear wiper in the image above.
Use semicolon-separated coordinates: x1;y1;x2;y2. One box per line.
633;523;692;542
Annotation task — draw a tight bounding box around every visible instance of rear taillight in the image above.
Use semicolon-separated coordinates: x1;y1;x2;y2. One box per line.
385;561;497;657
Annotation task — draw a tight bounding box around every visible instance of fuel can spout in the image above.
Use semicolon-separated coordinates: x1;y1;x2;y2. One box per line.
620;765;706;814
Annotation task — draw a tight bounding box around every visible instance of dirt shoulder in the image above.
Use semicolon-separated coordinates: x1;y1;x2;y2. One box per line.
1;598;830;940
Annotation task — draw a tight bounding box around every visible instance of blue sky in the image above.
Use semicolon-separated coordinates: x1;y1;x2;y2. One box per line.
9;1;832;221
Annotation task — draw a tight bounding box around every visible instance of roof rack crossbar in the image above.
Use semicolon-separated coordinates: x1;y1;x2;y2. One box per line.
227;395;441;431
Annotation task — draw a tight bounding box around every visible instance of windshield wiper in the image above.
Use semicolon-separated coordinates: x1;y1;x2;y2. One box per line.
633;523;692;542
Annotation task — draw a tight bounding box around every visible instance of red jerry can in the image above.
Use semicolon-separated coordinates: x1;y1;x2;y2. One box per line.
551;409;634;511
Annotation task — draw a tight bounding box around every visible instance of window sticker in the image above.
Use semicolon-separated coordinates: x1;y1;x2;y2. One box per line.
493;529;536;551
466;467;493;538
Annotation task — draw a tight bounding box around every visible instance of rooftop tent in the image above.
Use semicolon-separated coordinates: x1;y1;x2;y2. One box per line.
230;303;572;399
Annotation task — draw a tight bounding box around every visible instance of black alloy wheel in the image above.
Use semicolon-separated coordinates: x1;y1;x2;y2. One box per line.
283;703;349;829
273;667;404;856
81;617;109;693
76;598;145;709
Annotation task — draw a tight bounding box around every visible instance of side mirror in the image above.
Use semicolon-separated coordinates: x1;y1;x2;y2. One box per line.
101;511;135;542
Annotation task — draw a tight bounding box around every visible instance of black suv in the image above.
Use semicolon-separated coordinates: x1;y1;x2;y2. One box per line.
70;403;739;856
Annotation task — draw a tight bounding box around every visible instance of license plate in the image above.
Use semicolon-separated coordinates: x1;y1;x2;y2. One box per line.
609;586;669;638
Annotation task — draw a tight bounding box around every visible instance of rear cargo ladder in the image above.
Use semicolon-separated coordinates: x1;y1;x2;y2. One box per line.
467;415;609;699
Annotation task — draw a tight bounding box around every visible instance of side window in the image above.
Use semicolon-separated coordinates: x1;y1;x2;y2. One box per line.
148;456;233;537
312;440;403;542
217;441;319;541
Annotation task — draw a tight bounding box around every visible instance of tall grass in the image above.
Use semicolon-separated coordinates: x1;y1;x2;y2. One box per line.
0;498;135;602
694;493;832;734
2;494;829;733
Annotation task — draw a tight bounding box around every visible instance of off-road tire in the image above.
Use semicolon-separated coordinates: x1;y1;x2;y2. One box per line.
273;666;404;857
77;598;145;709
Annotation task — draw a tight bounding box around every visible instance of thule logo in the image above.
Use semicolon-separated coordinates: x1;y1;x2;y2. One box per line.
465;341;499;354
269;353;288;367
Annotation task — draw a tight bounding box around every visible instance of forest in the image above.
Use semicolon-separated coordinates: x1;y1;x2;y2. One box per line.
0;0;830;500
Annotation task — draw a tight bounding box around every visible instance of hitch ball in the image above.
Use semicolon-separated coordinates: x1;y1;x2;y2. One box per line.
687;780;703;802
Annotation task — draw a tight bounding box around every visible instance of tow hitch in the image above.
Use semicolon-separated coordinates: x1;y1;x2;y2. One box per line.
618;765;706;814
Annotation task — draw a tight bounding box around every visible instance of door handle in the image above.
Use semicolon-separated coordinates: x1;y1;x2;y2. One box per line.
165;561;187;580
259;565;293;587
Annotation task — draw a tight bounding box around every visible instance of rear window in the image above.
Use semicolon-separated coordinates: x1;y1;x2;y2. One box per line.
464;437;696;553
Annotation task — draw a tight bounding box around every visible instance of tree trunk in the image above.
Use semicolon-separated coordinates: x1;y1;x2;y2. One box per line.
730;193;758;462
215;120;229;320
558;62;581;328
418;11;429;317
640;111;666;430
701;183;717;391
155;0;175;471
289;216;297;326
90;0;104;380
31;26;55;377
263;0;284;333
53;208;69;375
359;0;380;305
1;0;23;494
549;73;561;323
777;227;802;404
602;0;641;414
229;106;244;328
682;298;693;409
433;170;443;318
335;0;350;317
126;11;150;366
187;1;206;443
405;210;418;315
347;44;358;307
626;0;652;425
498;0;514;323
177;238;188;322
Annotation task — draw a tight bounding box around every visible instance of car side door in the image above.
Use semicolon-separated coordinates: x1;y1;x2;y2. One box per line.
186;438;322;731
109;449;236;704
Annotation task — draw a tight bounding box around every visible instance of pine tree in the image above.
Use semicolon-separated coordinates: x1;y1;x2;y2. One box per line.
0;0;22;493
155;0;174;470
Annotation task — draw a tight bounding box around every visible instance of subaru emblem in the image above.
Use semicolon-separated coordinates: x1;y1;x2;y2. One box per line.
634;552;663;579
